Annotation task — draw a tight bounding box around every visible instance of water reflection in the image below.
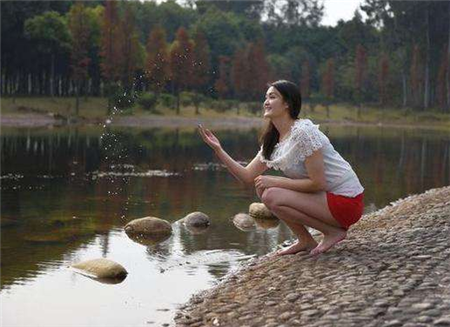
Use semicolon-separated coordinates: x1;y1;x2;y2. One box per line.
1;125;450;327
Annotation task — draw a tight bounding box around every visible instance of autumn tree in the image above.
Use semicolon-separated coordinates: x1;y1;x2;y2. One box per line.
100;1;121;113
68;2;91;116
117;6;141;93
146;25;170;95
169;27;194;114
215;56;231;99
191;30;211;114
247;40;270;100
231;48;248;101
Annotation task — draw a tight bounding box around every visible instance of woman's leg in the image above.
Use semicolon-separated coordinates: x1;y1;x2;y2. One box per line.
261;187;347;256
257;186;317;255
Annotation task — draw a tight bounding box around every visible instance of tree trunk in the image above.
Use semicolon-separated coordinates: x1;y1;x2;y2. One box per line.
50;54;55;97
176;91;180;115
75;81;80;117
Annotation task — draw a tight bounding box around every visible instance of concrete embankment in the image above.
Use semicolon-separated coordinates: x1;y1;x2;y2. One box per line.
175;186;450;327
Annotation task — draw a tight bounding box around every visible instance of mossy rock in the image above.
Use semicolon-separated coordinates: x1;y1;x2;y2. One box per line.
232;213;255;231
249;202;277;220
71;258;127;282
124;217;172;236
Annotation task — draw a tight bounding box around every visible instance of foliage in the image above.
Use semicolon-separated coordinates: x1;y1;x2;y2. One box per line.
158;93;177;109
4;0;450;113
137;92;158;112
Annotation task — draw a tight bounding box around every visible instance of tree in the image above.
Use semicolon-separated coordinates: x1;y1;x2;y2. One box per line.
192;31;211;90
231;48;248;101
247;40;270;100
354;44;367;117
437;47;448;111
68;2;91;116
24;11;71;97
281;0;324;27
410;44;422;109
191;30;211;114
117;5;141;92
169;27;194;114
300;60;311;110
264;0;324;27
146;25;170;94
378;53;390;107
215;56;231;99
100;1;121;113
322;58;335;118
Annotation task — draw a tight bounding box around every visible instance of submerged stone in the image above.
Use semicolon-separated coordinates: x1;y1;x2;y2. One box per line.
71;258;127;282
232;213;255;231
124;217;172;236
249;203;277;220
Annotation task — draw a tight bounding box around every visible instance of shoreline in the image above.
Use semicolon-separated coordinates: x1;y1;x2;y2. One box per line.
1;113;450;131
175;185;450;327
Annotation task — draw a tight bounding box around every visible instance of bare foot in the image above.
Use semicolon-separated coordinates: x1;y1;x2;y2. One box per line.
274;240;318;256
310;229;347;256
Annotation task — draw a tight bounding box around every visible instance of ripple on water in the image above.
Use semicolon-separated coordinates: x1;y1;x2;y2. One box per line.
154;249;256;275
90;170;180;179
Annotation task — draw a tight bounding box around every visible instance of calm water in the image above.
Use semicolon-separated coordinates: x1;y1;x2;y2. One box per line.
1;123;449;327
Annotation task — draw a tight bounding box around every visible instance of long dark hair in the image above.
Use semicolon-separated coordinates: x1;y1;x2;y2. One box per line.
260;80;302;160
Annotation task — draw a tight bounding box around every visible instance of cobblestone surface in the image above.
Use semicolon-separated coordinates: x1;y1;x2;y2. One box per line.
175;186;450;327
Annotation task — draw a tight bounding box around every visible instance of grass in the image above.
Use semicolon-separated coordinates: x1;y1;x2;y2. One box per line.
2;96;450;130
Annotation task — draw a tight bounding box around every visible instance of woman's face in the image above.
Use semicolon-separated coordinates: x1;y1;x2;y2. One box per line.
263;86;289;119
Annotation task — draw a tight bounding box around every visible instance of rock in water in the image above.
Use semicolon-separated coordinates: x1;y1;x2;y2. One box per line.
124;217;172;236
233;213;255;231
249;203;277;220
71;258;127;281
183;212;210;228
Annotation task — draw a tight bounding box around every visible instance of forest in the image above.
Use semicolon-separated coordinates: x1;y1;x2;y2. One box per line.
1;0;450;114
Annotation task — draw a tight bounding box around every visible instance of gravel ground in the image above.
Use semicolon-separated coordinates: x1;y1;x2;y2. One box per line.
175;186;450;327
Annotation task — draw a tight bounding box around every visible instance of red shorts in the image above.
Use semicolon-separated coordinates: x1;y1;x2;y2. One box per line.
326;192;364;230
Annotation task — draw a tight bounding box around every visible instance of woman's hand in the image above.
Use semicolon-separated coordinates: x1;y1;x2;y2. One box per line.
198;124;222;152
254;175;280;190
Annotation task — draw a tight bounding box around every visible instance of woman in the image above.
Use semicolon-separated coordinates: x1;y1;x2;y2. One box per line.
198;80;364;256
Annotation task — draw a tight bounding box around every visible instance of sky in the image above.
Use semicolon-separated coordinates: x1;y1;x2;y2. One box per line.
322;0;364;26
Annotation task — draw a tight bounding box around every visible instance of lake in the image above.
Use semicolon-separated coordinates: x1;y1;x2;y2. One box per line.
1;122;449;327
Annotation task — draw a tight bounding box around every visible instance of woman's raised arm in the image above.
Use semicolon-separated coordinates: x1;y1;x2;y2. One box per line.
198;125;268;185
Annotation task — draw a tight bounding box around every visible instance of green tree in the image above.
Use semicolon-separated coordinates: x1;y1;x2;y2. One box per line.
24;11;71;97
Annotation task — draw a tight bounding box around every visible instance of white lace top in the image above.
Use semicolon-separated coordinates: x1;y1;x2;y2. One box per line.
257;119;364;197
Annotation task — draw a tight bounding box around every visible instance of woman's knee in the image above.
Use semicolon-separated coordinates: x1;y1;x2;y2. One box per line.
261;187;283;209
